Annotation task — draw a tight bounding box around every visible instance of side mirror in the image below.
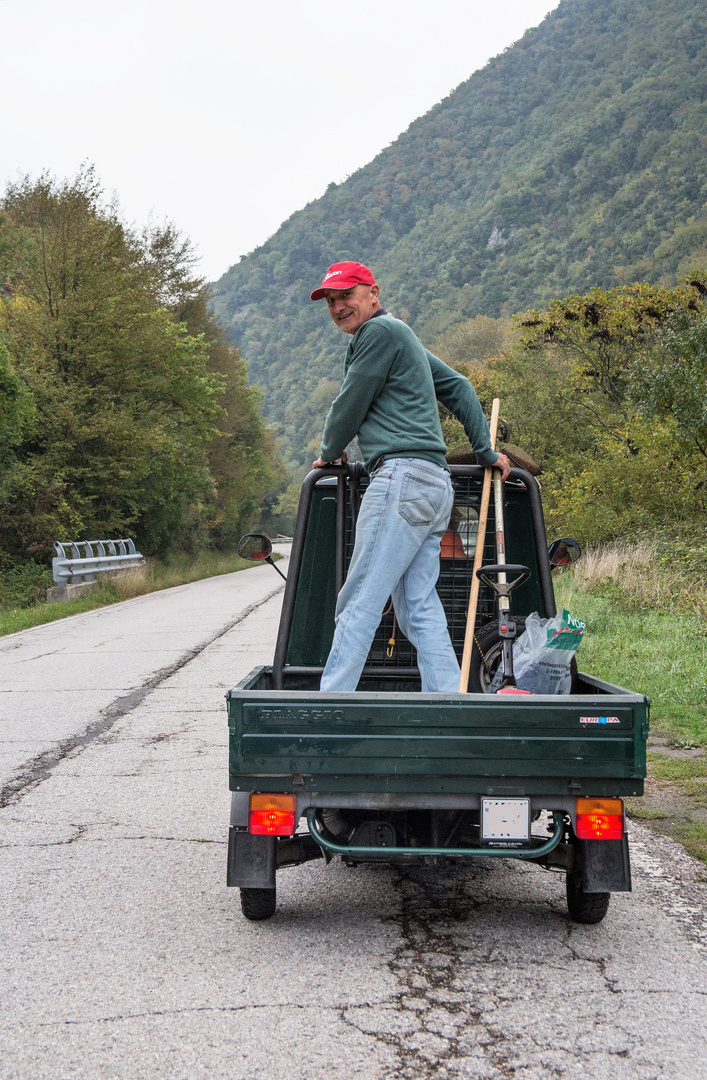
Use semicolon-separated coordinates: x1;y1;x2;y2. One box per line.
238;532;273;561
547;537;582;568
237;533;286;580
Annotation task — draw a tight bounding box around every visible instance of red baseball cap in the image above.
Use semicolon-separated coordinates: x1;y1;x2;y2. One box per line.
310;261;377;301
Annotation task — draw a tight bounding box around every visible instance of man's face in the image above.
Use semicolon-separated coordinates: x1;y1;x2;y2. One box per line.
325;283;380;334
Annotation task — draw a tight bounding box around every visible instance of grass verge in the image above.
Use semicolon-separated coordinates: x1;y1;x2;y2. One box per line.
0;549;260;637
626;757;707;865
555;539;707;862
555;576;707;748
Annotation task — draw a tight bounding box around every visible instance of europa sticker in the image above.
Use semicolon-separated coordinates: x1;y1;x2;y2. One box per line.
580;716;620;724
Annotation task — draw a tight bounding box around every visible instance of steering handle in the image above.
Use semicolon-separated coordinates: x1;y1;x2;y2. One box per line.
476;563;531;594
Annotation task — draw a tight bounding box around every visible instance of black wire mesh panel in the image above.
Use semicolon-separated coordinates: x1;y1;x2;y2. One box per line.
439;476;497;659
346;474;497;671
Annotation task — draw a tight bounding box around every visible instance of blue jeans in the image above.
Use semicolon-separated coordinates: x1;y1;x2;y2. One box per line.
320;458;460;693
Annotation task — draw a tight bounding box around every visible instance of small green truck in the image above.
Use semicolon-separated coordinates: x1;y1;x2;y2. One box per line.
227;463;648;923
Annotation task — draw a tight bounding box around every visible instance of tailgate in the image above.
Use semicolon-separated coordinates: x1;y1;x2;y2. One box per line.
227;669;648;797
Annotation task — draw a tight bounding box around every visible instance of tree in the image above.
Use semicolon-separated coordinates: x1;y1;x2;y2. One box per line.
432;315;517;369
0;340;33;473
171;280;282;546
0;169;278;558
430;315;515;455
546;415;702;543
487;279;707;541
516;281;704;451
631;306;707;465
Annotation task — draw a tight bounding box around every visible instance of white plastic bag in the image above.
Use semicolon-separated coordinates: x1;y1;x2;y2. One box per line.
491;609;585;694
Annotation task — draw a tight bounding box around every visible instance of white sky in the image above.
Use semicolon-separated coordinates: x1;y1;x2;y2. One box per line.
0;0;558;281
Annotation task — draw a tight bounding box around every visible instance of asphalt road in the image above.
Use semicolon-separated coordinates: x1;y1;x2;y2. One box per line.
2;559;707;1080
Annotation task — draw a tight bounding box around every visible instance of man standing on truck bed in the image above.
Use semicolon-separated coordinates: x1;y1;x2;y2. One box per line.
311;261;510;693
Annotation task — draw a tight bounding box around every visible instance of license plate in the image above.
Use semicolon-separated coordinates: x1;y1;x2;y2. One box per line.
481;798;530;841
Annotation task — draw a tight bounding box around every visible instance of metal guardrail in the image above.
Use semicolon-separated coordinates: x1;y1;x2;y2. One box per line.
52;539;145;585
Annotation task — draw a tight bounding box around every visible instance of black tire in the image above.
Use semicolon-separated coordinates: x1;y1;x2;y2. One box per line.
466;616;579;694
240;887;276;921
566;872;610;924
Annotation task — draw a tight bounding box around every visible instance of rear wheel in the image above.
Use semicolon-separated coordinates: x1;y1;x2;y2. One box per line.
566;872;610;924
466;616;579;693
240;887;276;921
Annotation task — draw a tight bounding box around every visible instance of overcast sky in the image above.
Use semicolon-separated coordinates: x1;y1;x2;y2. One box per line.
1;1;558;281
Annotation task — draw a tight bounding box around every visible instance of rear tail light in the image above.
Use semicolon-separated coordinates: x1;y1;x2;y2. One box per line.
249;793;297;836
575;797;623;840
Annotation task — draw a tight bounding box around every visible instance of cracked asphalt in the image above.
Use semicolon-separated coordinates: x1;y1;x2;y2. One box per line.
2;558;707;1079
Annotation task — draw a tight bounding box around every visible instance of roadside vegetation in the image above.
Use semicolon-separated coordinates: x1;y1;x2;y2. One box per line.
0;549;258;637
439;278;707;548
554;542;707;863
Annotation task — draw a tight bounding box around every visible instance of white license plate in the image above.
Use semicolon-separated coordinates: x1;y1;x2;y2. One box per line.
481;798;530;841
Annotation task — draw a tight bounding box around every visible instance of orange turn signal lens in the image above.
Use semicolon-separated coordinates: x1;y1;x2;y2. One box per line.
576;797;623;841
249;793;297;836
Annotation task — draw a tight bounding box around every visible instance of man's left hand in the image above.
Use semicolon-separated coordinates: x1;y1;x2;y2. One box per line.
494;452;512;481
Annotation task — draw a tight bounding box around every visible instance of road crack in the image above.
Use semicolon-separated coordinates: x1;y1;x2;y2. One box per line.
341;866;673;1079
339;866;496;1079
37;1003;309;1026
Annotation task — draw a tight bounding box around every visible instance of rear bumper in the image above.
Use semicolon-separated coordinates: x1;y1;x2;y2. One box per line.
229;790;636;825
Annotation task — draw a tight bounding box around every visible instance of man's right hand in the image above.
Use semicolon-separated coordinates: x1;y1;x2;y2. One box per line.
494;452;512;481
312;450;348;469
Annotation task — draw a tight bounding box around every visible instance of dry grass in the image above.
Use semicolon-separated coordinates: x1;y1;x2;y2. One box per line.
101;550;253;601
572;539;655;588
563;538;707;617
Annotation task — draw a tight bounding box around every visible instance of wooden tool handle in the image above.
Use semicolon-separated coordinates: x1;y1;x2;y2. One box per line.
458;398;500;693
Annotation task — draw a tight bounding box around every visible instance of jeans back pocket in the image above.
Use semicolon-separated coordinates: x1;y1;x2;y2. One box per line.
398;472;446;526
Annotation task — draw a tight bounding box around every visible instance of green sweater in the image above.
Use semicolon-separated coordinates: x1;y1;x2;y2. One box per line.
320;311;498;474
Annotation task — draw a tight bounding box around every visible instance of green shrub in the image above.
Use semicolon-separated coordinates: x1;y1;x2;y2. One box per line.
0;558;53;609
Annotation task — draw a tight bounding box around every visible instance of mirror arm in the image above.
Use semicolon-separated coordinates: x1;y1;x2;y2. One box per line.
267;555;287;581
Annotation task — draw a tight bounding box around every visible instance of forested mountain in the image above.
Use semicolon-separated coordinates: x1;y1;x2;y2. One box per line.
213;0;707;467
